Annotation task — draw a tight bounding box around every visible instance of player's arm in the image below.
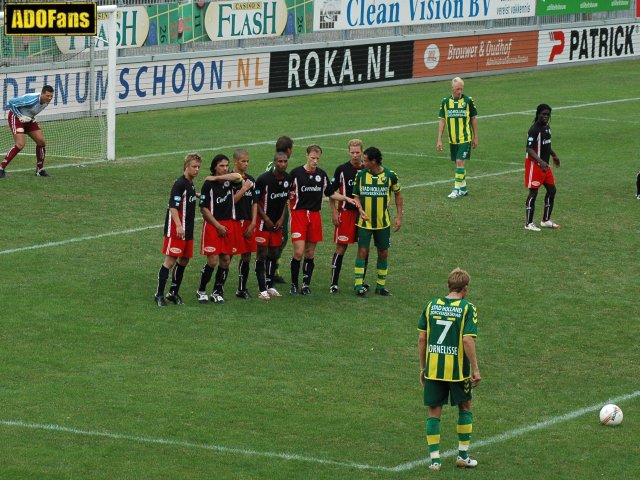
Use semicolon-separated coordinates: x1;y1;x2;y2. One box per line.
393;190;403;232
436;118;446;151
169;207;185;239
233;178;253;203
200;207;227;237
550;148;560;167
203;172;242;183
526;147;548;172
462;335;481;387
353;194;368;222
274;201;287;231
418;329;427;386
471;116;479;148
245;202;258;238
329;191;355;206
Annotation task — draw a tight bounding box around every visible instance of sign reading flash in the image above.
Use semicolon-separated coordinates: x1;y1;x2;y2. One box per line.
4;2;97;36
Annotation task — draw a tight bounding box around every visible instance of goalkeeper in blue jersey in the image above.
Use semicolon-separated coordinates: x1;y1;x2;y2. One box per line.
1;85;54;178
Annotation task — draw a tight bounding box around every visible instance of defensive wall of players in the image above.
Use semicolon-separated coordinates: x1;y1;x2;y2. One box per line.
0;0;638;122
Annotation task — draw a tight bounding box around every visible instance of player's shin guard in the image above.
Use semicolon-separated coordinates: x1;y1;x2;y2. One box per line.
426;417;441;464
156;265;170;297
199;264;214;292
1;145;21;169
171;263;186;294
354;258;366;291
376;258;388;289
330;253;343;286
290;258;301;288
255;258;268;292
36;145;46;171
302;257;315;286
457;410;473;459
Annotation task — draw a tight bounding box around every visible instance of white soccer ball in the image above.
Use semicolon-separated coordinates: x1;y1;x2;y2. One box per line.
599;404;623;426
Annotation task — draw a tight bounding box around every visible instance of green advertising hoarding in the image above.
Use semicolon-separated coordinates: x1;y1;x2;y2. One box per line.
537;0;631;15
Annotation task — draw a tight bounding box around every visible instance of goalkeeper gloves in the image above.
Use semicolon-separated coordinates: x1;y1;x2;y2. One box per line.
18;114;33;123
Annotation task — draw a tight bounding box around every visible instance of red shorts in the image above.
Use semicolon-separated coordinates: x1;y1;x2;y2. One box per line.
7;111;41;135
234;219;257;254
333;209;358;244
525;158;555;188
290;209;323;243
162;237;193;258
201;220;235;256
255;228;284;248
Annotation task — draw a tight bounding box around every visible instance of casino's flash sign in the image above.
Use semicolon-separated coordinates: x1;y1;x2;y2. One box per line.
4;2;97;36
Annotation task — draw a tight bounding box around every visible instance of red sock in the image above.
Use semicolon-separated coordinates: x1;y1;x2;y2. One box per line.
1;145;21;169
36;145;46;171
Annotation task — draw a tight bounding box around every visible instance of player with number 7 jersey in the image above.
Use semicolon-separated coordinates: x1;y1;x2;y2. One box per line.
418;296;478;382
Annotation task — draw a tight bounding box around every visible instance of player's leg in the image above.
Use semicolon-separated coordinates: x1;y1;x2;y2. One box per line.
424;380;447;471
301;241;317;295
255;246;270;301
28;129;48;176
453;381;477;468
541;183;559;227
236;252;252;299
167;256;189;305
454;157;468;196
155;254;178;306
330;243;348;292
212;254;231;303
525;188;540;230
197;254;218;304
0;124;26;176
273;209;290;284
354;229;372;295
636;171;640;199
372;228;391;295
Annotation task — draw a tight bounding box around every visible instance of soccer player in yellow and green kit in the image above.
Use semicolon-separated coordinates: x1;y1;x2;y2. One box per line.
352;146;402;296
437;76;478;199
418;268;481;471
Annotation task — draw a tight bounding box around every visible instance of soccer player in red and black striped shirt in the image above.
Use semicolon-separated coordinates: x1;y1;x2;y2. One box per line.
154;153;202;307
288;144;356;295
254;151;291;300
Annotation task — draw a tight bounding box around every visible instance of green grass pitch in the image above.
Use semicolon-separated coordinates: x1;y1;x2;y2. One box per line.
1;59;638;479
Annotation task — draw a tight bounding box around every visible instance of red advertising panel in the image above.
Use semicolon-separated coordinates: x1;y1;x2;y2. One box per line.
414;31;538;78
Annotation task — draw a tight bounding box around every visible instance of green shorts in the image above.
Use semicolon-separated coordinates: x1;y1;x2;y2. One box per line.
423;378;472;406
357;226;391;250
449;142;472;162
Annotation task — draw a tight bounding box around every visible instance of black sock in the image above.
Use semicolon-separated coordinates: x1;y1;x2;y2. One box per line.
170;264;186;294
526;190;537;224
330;253;343;286
255;258;267;292
302;257;315;286
199;264;214;292
156;265;170;297
266;256;276;288
290;258;301;287
214;267;229;294
238;259;250;291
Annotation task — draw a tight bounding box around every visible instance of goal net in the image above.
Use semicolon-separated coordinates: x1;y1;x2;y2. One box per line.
0;5;116;166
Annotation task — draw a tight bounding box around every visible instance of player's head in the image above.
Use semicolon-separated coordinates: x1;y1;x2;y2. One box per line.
40;85;54;103
276;136;294;158
348;139;364;166
363;146;382;165
534;104;552;124
183;153;202;178
272;151;288;174
305;144;322;169
451;77;464;98
233;149;250;173
210;153;230;175
448;268;470;294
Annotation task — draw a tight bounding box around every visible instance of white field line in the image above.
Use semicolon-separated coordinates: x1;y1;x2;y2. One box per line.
0;168;521;256
1;390;638;473
5;96;640;174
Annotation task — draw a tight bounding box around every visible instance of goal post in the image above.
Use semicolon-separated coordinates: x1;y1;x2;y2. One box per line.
0;5;117;163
